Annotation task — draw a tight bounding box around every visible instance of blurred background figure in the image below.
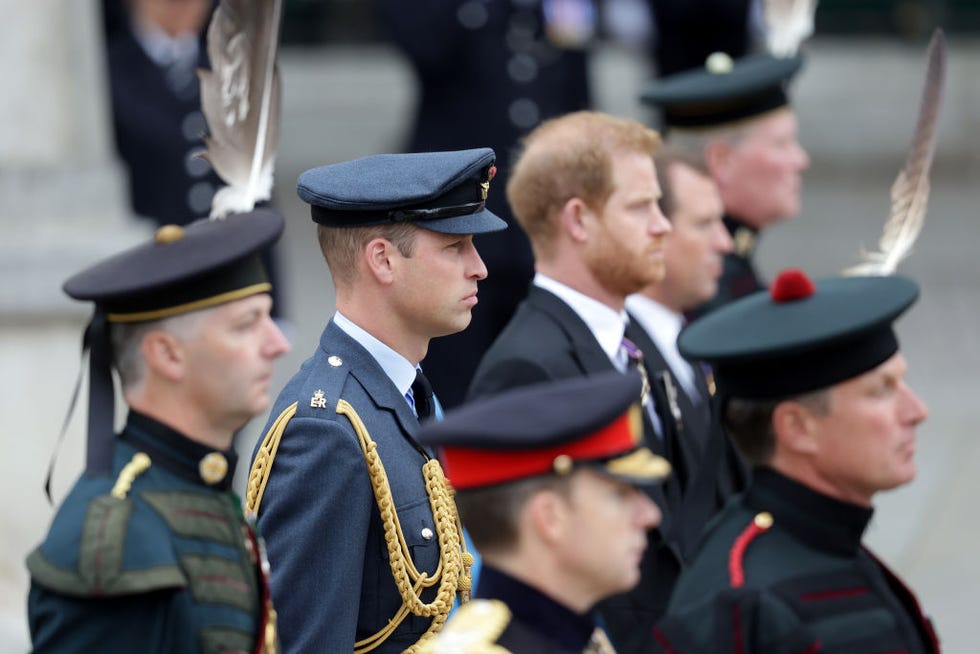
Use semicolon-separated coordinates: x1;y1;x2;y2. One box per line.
373;0;598;408
102;0;286;318
640;52;810;317
647;0;765;78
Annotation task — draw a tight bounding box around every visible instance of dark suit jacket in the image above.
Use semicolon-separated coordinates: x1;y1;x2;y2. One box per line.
469;285;684;654
251;321;443;653
625;315;750;559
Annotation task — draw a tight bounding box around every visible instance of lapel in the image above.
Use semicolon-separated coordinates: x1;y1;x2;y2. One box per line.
321;321;421;440
525;286;618;375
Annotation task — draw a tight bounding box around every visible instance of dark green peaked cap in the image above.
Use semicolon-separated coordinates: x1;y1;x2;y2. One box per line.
678;270;919;399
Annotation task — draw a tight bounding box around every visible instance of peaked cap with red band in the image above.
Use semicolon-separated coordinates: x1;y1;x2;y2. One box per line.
678;269;920;399
417;371;671;490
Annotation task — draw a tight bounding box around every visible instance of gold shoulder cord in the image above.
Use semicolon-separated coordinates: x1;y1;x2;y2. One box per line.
244;400;473;653
111;452;152;499
246;402;298;516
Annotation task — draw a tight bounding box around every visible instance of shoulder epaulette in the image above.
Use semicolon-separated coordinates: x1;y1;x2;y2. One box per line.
27;466;187;598
416;599;513;654
728;511;774;588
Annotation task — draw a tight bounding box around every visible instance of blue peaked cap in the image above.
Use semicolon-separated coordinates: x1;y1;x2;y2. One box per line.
298;148;508;235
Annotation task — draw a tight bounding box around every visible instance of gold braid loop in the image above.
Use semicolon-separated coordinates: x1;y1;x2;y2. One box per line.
336;400;471;654
245;402;299;516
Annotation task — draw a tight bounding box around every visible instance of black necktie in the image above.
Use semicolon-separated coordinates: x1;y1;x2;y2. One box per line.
411;369;434;420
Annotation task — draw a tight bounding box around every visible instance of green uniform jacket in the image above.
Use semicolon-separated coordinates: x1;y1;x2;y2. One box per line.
27;411;275;654
652;468;940;653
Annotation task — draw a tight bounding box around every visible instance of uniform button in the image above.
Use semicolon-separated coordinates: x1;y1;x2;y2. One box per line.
328;355;343;367
421;527;434;541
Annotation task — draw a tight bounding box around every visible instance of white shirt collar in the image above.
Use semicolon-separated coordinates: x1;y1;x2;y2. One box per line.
332;311;418;398
534;273;628;365
131;19;200;68
625;294;698;397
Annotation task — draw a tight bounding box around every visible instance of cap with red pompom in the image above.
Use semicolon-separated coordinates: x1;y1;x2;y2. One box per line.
678;269;919;399
417;370;671;490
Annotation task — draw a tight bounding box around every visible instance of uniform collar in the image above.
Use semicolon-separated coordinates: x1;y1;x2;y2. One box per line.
120;411;239;491
724;215;759;258
332;310;418;398
746;467;874;556
477;565;597;651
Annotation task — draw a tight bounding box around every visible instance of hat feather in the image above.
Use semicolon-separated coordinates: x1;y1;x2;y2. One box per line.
763;0;817;57
844;29;946;277
198;0;283;218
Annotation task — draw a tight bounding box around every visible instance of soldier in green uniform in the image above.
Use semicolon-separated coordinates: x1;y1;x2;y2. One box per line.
651;269;940;653
27;209;290;653
640;54;810;318
417;371;672;654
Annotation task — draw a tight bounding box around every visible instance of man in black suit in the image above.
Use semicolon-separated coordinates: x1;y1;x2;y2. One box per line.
626;149;749;557
468;110;682;654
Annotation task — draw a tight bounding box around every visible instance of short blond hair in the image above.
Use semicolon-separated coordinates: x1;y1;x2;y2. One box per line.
316;222;418;287
507;111;662;260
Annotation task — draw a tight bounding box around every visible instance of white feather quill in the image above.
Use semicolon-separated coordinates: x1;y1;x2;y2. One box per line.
763;0;818;57
198;0;283;218
844;29;946;277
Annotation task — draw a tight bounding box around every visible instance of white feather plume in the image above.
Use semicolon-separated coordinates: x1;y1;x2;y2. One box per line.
844;29;946;277
763;0;818;57
198;0;283;218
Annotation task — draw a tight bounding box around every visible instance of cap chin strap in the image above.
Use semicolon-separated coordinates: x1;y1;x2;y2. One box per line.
44;310;116;503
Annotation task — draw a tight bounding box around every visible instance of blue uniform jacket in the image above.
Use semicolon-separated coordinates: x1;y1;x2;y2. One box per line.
250;320;442;653
27;412;271;654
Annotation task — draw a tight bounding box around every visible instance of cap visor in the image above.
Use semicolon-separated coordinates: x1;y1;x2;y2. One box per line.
601;448;672;485
415;207;508;235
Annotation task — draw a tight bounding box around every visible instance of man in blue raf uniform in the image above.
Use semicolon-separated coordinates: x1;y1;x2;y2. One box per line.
640;53;810;318
27;209;290;653
651;269;940;653
246;149;506;653
418;371;671;654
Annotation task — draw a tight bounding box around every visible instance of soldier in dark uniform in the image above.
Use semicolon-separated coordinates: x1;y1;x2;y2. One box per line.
651;269;940;653
373;0;594;409
245;149;507;653
27;209;290;653
640;53;810;318
417;371;671;654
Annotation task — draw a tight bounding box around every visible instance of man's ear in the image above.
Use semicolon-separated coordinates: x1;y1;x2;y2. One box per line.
141;330;186;383
703;139;734;184
559;197;594;244
525;487;569;547
772;400;819;455
362;237;396;285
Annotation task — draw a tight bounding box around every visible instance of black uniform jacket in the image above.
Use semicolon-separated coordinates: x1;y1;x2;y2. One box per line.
654;468;941;653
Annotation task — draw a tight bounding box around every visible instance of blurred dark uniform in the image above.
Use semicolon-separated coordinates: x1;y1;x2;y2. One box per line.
27;211;283;653
651;272;940;653
417;371;672;653
374;0;594;408
640;54;804;319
